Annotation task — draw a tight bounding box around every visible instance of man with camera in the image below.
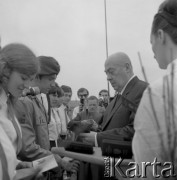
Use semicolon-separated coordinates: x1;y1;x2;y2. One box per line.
72;88;89;119
98;89;109;109
97;89;110;117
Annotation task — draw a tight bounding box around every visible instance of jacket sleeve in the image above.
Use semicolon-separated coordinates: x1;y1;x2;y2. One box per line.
15;98;52;161
96;115;134;146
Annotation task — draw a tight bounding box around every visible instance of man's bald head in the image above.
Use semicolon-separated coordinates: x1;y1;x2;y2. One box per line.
104;52;134;92
105;52;132;68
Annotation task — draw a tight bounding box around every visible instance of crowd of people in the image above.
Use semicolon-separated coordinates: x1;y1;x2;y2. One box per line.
0;0;177;179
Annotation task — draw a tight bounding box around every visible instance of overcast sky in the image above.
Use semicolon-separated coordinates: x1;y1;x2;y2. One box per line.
0;0;165;99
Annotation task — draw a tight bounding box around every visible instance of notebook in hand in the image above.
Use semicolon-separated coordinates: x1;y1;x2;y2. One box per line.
101;139;132;158
65;141;94;154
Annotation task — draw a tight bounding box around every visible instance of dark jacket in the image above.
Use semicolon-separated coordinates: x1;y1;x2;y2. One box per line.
15;96;51;161
97;76;148;146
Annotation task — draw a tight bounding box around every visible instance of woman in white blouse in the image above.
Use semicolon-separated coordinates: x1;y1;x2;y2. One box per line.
0;43;40;180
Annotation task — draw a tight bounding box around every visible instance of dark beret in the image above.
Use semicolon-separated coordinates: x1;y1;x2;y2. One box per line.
37;56;60;76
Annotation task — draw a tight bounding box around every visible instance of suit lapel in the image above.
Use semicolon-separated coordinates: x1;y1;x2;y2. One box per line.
122;76;138;97
102;94;121;130
102;76;139;130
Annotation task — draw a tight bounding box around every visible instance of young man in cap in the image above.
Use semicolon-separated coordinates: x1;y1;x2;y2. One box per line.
15;56;79;179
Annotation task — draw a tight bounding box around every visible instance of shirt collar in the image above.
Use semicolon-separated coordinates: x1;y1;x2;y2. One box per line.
167;58;177;74
120;75;136;95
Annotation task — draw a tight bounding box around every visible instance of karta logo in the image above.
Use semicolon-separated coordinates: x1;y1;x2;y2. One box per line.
104;157;126;178
104;157;177;179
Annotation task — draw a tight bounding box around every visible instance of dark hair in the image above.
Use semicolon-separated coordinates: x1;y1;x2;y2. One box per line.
152;0;177;44
88;95;98;102
0;43;39;83
48;83;64;98
77;88;89;96
99;89;108;96
37;56;60;76
61;85;72;94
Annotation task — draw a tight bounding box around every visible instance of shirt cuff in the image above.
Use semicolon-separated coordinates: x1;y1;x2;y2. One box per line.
95;133;98;147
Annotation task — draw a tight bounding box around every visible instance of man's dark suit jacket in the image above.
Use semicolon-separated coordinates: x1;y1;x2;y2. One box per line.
97;76;148;146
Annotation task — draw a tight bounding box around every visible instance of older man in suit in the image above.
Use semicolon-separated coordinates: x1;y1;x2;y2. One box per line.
80;52;148;147
76;52;148;180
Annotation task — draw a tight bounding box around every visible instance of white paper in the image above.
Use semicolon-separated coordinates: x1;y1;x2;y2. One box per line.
32;154;58;173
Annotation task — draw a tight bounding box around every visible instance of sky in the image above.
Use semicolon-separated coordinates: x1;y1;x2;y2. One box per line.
0;0;165;99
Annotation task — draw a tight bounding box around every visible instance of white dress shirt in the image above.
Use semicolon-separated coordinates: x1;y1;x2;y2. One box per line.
0;88;18;180
58;104;71;135
0;88;21;152
72;106;79;119
0;126;17;180
48;108;62;146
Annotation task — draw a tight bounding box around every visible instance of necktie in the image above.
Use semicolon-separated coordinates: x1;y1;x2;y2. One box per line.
111;93;121;111
0;142;10;180
64;108;69;128
36;96;48;123
7;96;22;155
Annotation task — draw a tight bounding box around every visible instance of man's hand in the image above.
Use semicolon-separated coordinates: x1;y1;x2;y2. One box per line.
15;162;43;180
16;161;33;170
81;119;93;130
98;106;106;114
82;119;99;131
53;154;62;166
61;157;80;173
79;131;97;146
68;120;92;135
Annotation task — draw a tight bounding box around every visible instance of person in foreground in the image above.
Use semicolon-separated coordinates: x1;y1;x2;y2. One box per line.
77;52;147;180
133;0;177;179
0;43;42;179
79;52;148;148
15;56;79;179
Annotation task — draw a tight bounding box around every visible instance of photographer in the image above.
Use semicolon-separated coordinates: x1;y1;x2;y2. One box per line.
98;89;109;109
97;89;109;116
72;88;89;119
